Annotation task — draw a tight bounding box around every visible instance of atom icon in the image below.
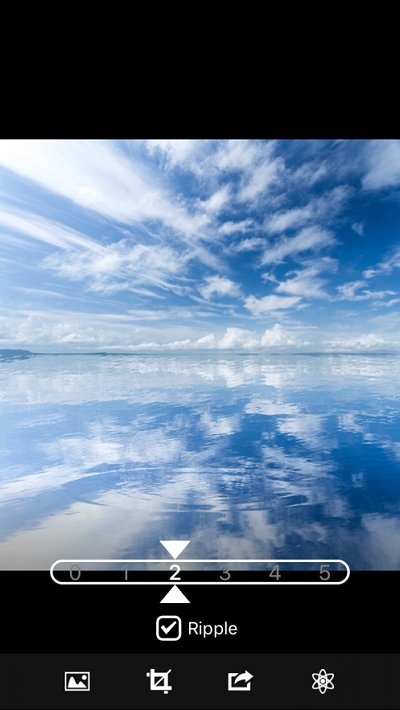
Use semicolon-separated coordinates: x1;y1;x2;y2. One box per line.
312;668;335;694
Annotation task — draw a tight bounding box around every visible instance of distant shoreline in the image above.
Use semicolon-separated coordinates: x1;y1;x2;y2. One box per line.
0;348;399;358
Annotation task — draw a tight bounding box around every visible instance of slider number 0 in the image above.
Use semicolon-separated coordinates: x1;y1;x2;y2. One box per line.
69;565;81;581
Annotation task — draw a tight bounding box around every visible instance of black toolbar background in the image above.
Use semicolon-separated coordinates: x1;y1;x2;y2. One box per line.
1;653;399;709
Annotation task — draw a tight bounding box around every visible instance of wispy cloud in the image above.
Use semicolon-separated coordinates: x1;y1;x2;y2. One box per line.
146;139;205;171
0;204;190;296
266;205;312;233
45;242;189;295
200;185;231;214
276;258;336;299
199;276;241;300
260;323;299;347
363;140;400;190
218;327;259;349
239;156;283;202
337;280;396;302
363;246;400;279
323;333;396;352
244;294;302;315
264;186;350;234
0;204;105;253
218;218;253;235
216;140;284;202
261;226;334;265
0;139;400;351
352;222;365;236
0;140;209;239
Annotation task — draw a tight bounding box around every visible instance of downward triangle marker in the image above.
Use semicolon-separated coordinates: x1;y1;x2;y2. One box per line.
160;540;190;559
160;585;190;604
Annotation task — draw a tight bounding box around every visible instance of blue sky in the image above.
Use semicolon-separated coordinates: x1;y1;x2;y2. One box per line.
0;138;399;352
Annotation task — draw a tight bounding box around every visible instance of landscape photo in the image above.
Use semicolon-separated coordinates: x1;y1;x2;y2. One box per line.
0;139;399;570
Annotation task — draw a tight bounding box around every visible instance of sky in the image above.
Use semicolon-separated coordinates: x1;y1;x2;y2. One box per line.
0;138;399;353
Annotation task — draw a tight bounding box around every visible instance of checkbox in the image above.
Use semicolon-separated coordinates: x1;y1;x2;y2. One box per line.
156;615;182;641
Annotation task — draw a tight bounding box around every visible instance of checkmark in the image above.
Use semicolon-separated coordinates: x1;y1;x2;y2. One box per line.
156;615;182;641
161;621;177;635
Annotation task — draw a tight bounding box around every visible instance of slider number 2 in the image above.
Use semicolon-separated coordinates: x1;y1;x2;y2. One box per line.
169;564;181;581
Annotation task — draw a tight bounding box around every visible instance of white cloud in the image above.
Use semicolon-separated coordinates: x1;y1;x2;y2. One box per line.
0;203;218;298
337;280;396;302
199;275;241;300
278;414;329;450
200;412;240;436
276;262;332;299
0;140;209;240
361;514;400;570
261;445;333;478
352;222;365;236
245;399;299;416
234;237;266;252
239;157;283;202
261;226;334;265
0;204;105;254
124;327;262;353
383;298;400;308
244;294;301;316
217;140;262;172
219;218;253;235
363;140;400;190
217;327;259;350
292;160;328;186
265;186;350;234
200;185;231;214
156;325;304;352
146;139;202;170
337;280;366;299
313;186;350;218
216;140;284;203
260;323;299;348
324;333;395;351
0;306;231;351
195;333;216;347
45;240;187;295
363;246;400;280
266;205;313;233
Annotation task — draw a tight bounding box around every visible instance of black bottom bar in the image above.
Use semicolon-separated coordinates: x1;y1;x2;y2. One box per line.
1;572;398;653
0;653;398;709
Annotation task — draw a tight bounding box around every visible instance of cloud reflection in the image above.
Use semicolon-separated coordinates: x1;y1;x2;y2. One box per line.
0;353;400;569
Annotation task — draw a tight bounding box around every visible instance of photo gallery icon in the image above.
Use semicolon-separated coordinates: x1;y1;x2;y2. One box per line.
64;672;91;692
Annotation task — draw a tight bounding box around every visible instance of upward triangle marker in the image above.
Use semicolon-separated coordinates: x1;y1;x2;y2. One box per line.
160;585;190;604
160;540;190;559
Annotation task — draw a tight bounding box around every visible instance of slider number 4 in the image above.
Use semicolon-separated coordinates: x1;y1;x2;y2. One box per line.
269;565;281;580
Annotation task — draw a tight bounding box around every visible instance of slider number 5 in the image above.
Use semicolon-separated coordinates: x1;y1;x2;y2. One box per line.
320;564;330;581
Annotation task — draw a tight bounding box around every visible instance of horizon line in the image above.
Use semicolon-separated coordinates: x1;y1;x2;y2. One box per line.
1;348;399;357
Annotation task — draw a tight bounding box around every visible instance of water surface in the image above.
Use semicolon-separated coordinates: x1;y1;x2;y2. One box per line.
0;353;399;569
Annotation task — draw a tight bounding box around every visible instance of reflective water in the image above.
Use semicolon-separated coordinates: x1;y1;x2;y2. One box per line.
0;353;399;569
